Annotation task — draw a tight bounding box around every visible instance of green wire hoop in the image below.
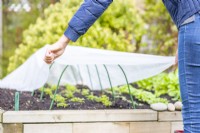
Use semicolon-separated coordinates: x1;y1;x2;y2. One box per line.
49;65;69;110
103;65;115;102
118;65;136;109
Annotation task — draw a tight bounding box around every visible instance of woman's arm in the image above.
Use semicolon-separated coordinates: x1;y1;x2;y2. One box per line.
65;0;113;42
44;0;113;64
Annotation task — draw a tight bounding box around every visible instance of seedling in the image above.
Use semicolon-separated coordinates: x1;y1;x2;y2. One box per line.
99;95;112;107
70;97;85;103
57;102;68;108
54;94;66;103
81;89;90;96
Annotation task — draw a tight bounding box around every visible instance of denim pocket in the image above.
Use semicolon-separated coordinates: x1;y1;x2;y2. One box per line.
181;16;195;26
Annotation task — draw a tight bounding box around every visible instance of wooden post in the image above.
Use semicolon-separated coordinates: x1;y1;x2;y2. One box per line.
0;0;2;78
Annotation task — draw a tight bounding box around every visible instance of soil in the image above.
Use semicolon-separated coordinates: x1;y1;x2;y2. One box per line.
0;85;175;111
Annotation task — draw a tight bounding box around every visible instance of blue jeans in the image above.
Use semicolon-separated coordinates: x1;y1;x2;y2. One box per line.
178;13;200;133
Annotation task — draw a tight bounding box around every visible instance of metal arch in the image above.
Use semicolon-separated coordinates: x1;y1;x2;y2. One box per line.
49;65;69;110
118;65;136;109
103;65;115;102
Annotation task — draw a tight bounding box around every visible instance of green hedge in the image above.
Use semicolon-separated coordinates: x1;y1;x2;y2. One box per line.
143;0;178;55
7;0;146;73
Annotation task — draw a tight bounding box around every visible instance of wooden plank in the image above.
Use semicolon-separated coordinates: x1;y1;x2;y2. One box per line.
24;124;72;133
130;122;171;133
3;109;157;123
0;124;3;133
158;111;182;121
73;122;129;133
171;122;183;133
3;124;23;133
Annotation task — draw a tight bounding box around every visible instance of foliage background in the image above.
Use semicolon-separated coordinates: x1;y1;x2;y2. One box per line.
2;0;178;77
1;0;60;77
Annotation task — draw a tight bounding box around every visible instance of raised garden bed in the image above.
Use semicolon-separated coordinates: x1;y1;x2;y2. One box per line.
0;82;183;133
0;110;183;133
0;83;176;111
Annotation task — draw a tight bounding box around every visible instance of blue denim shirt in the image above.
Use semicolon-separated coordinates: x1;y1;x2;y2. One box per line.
64;0;200;42
64;0;113;42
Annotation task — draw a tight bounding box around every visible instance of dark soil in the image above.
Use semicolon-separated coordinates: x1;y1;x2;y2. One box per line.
0;85;174;111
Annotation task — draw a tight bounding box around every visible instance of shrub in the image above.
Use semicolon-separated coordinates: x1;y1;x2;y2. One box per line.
8;0;146;73
142;0;178;55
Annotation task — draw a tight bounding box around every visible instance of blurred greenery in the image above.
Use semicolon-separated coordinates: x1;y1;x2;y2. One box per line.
1;0;180;103
7;0;146;73
137;69;180;101
1;0;59;78
2;0;178;77
143;0;178;55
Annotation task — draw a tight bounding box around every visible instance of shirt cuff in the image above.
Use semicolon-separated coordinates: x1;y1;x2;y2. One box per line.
64;26;80;42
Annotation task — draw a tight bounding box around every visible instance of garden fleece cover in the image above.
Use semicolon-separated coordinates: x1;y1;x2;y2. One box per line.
0;45;175;91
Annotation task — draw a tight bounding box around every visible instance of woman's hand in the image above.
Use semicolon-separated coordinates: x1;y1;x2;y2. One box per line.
44;35;70;64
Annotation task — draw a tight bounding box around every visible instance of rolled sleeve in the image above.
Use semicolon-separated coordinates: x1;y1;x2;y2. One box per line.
64;0;113;42
64;26;80;42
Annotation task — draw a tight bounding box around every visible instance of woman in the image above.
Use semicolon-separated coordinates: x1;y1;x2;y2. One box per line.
44;1;200;132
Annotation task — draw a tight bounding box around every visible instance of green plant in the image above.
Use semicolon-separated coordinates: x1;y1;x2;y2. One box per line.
86;93;112;107
118;85;168;104
50;85;57;91
2;1;57;78
66;84;78;92
64;91;74;99
137;77;154;91
136;70;180;101
43;88;53;96
57;102;68;108
70;97;85;103
99;95;112;107
165;70;180;100
86;93;100;102
53;94;66;103
151;70;180;100
115;95;131;103
81;89;90;96
8;0;146;73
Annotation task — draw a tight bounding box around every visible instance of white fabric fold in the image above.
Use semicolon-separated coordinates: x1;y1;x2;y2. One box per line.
0;45;175;91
